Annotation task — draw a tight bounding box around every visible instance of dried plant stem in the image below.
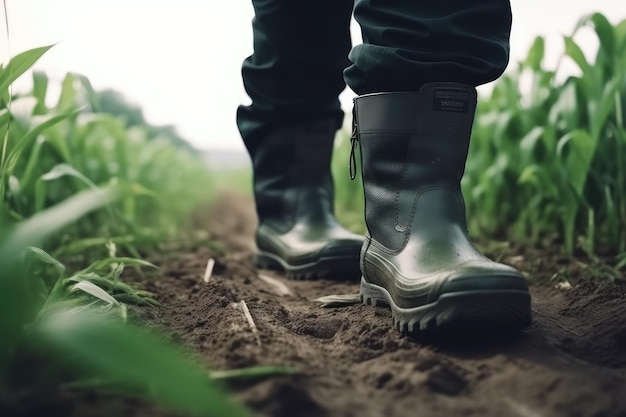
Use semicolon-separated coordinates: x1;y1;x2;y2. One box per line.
203;258;215;283
240;300;261;346
258;274;292;296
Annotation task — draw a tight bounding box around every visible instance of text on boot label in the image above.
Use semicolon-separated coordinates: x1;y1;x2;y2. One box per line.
433;89;470;113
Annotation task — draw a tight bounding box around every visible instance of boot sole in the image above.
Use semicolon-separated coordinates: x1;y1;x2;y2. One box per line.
360;277;532;334
255;250;361;281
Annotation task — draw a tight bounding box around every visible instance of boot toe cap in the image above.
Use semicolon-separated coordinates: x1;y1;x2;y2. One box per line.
438;264;529;295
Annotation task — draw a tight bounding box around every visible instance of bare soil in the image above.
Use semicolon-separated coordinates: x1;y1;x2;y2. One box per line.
142;191;626;417
5;191;626;417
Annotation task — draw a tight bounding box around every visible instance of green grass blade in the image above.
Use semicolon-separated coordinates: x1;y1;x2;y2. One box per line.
81;257;157;274
32;71;49;115
27;246;66;278
0;45;54;93
41;163;98;189
590;13;615;57
71;281;120;306
4;187;118;255
556;129;595;197
3;109;82;176
37;314;250;417
524;36;545;71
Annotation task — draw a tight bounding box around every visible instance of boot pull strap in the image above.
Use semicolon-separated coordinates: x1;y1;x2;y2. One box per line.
349;105;358;181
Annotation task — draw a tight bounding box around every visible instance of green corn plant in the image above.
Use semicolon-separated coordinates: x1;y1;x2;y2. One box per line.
334;12;626;261
0;189;248;417
0;46;253;416
2;46;215;262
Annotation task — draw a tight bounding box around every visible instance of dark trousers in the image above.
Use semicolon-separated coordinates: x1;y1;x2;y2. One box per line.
237;0;512;149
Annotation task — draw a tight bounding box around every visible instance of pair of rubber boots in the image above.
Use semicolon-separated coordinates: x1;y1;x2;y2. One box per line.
249;83;531;333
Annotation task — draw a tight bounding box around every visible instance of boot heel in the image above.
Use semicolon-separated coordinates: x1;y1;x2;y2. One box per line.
360;277;391;308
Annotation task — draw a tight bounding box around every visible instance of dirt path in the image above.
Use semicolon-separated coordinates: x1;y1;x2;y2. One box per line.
146;192;626;417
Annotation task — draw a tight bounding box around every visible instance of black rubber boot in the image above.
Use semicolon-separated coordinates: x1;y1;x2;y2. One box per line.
352;83;532;333
248;118;363;280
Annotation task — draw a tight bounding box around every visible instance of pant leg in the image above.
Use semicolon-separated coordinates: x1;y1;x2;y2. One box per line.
237;0;353;152
345;0;512;94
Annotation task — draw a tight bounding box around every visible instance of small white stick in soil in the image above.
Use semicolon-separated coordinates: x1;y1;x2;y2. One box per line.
554;280;573;290
203;258;215;283
504;397;542;417
240;300;262;346
313;293;361;308
258;274;292;296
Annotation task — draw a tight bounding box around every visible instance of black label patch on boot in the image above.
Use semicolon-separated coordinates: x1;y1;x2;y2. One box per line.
433;89;470;113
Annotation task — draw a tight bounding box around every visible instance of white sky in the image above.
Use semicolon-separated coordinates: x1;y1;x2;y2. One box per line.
1;1;625;151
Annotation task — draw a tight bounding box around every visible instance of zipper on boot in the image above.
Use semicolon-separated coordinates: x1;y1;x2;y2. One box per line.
349;104;359;181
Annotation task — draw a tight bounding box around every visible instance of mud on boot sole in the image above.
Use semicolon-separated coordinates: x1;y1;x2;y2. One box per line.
255;251;361;281
360;277;532;334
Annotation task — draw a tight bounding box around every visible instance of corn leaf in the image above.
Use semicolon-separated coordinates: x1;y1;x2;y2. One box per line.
37;314;249;417
0;45;54;93
71;281;119;306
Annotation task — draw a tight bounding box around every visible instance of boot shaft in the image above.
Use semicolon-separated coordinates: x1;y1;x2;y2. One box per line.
247;118;337;232
354;83;477;251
